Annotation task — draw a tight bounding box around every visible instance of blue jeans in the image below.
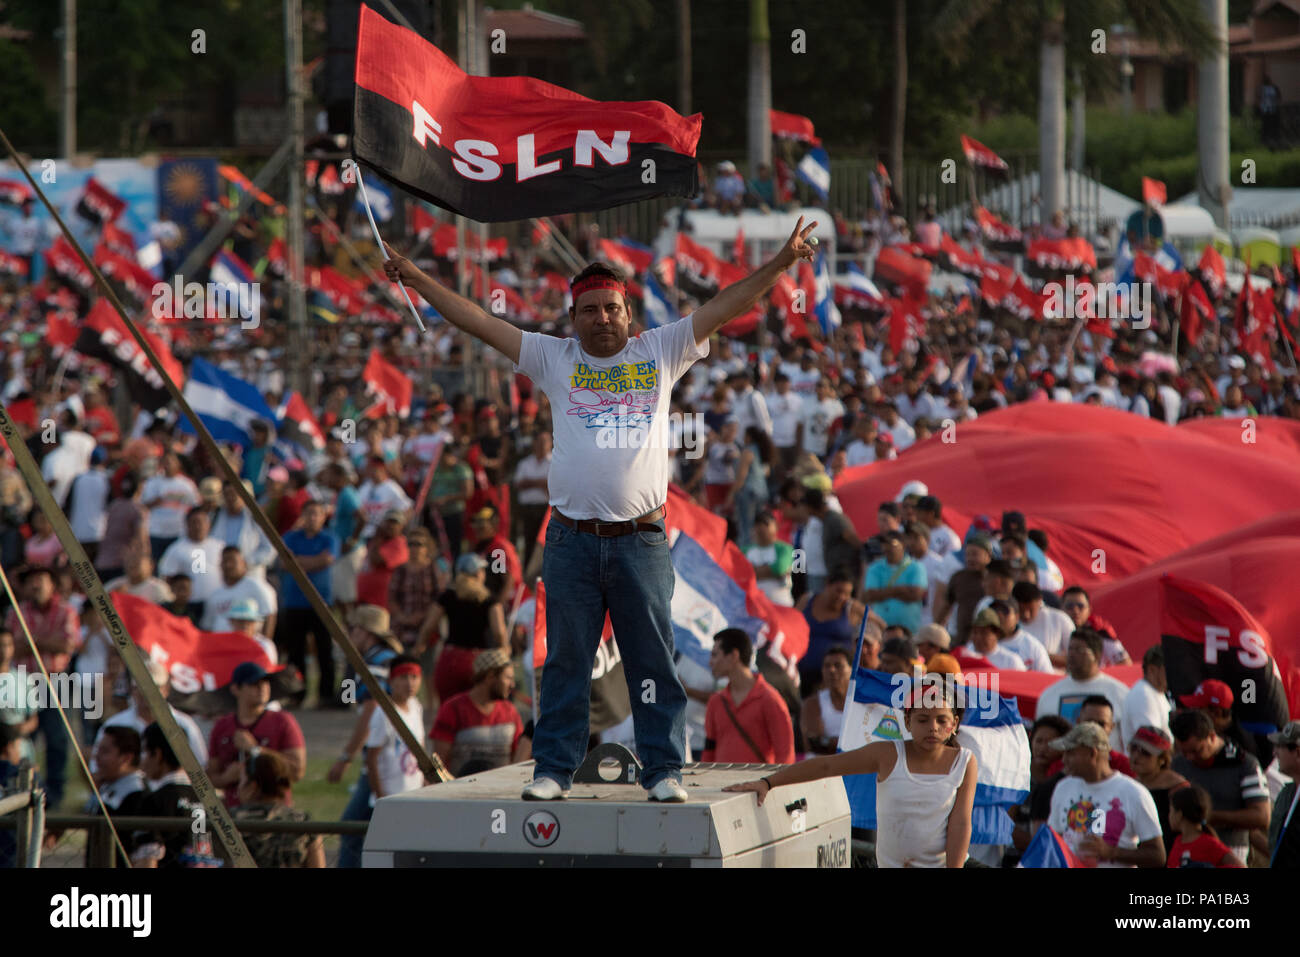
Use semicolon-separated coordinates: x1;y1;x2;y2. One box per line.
337;772;372;868
37;706;70;810
534;517;686;790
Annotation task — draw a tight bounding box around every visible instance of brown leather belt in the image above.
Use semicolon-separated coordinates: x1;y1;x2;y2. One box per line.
552;505;666;537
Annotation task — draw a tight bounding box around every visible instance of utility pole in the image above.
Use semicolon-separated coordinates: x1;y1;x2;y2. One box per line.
60;0;76;158
1197;0;1231;230
747;0;772;178
284;0;310;401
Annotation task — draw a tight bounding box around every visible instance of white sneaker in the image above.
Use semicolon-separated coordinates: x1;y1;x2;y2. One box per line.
647;778;688;803
521;777;569;801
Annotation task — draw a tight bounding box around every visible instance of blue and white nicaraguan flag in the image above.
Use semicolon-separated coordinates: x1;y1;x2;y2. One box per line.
178;356;277;449
812;250;841;336
797;146;830;202
642;272;676;330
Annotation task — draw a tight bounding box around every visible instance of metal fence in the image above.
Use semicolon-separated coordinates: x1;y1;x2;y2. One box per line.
0;812;368;868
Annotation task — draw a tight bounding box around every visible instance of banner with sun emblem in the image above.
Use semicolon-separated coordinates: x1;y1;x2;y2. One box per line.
157;158;219;267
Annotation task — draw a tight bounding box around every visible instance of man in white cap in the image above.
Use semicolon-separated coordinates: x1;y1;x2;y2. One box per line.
224;598;279;664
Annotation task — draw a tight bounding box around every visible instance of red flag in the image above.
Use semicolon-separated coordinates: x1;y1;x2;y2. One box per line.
353;4;701;222
1180;277;1212;347
1003;275;1047;322
1142;176;1167;208
598;237;654;277
75;299;185;411
45;310;79;351
973;205;1023;246
0;250;29;279
280;391;327;452
733;228;748;269
0;179;32;207
44;234;96;293
771;271;810;341
873;245;932;297
1197;245;1227;299
93;243;158;304
960;135;1009;173
675;232;722;290
1027;237;1096;274
102;222;136;258
769;109;820;145
362;350;413;418
74;176;127;226
1159;575;1292;731
939;233;985;279
884;295;925;353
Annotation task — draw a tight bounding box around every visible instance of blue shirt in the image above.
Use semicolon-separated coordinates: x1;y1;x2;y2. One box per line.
864;557;927;633
330;486;362;545
280;528;339;608
356;646;396;704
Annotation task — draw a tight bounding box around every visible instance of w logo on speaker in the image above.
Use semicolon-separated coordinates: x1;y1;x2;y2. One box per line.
523;810;560;847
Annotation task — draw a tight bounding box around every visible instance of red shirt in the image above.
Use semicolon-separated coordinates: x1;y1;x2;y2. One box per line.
208;708;306;806
276;487;311;534
357;534;410;608
476;534;521;597
1167;831;1244;868
703;674;796;764
4;597;81;673
431;693;523;776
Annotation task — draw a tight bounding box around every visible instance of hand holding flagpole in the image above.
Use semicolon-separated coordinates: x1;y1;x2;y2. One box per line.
346;159;425;332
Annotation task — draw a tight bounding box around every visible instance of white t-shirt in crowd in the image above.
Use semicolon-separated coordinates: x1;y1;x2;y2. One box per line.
1120;678;1172;749
800;397;845;457
800;517;826;577
202;575;278;632
918;550;960;626
766;391;803;448
142;475;200;540
927;523;962;559
883;417;916;450
513;453;552;506
68;469;112;543
1048;772;1162;868
404;431;448;464
514;316;707;521
744;543;794;606
896;392;938;425
1158;385;1181;424
366;697;425;803
1000;628;1054;673
1022;604;1075;658
157;535;226;603
844;440;877;468
962;642;1026;670
786;366;820;400
356;479;412;538
1036;673;1131;751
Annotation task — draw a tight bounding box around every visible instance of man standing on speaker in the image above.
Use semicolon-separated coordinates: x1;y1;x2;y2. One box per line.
382;217;818;801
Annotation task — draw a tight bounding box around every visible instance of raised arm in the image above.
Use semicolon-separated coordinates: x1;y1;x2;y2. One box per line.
692;217;818;345
382;241;523;364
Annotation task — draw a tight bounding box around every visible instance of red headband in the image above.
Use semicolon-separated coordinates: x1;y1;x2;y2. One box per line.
571;276;626;301
390;662;421;680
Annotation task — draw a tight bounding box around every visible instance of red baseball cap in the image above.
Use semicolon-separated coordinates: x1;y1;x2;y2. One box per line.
875;432;894;446
1178;679;1234;709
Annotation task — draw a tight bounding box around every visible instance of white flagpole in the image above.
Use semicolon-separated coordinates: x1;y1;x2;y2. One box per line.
347;160;426;332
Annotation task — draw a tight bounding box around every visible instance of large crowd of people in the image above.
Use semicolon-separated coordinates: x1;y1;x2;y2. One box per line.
1;170;1297;868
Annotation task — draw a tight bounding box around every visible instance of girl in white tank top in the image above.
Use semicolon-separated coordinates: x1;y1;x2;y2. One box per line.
725;674;979;867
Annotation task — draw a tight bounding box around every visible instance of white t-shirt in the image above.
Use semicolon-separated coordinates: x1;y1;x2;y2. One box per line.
356;479;413;538
513;453;552;506
366;697;425;803
844;440;877;468
514;317;707;521
927;524;962;560
1000;628;1054;673
157;536;226;603
962;642;1026;671
68;469;111;542
918;550;960;626
142;475;200;540
787;366;820;400
1120;678;1172;749
884;417;916;450
766;391;803;448
800;397;845;457
1048;772;1163;867
202;575;278;632
404;432;447;464
1036;673;1131;751
800;517;826;577
1023;604;1075;658
744;543;794;606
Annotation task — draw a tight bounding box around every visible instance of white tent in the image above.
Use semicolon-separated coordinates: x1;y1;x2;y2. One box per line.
1174;187;1300;230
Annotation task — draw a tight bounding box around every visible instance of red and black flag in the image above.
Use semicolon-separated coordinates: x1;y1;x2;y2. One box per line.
0;179;32;207
74;176;127;227
533;581;632;735
973;205;1023;252
1197;244;1227;300
44;234;96;295
362;349;413;418
352;4;701;222
75;299;185;412
960;135;1009;175
0;250;29;279
1160;575;1293;733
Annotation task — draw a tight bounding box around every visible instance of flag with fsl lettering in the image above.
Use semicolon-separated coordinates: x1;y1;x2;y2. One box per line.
352;4;701;222
74;300;185;411
74;177;127;227
1159;574;1292;734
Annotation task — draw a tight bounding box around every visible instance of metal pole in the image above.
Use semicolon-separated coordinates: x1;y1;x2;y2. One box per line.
60;0;76;158
285;0;310;401
678;0;692;115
